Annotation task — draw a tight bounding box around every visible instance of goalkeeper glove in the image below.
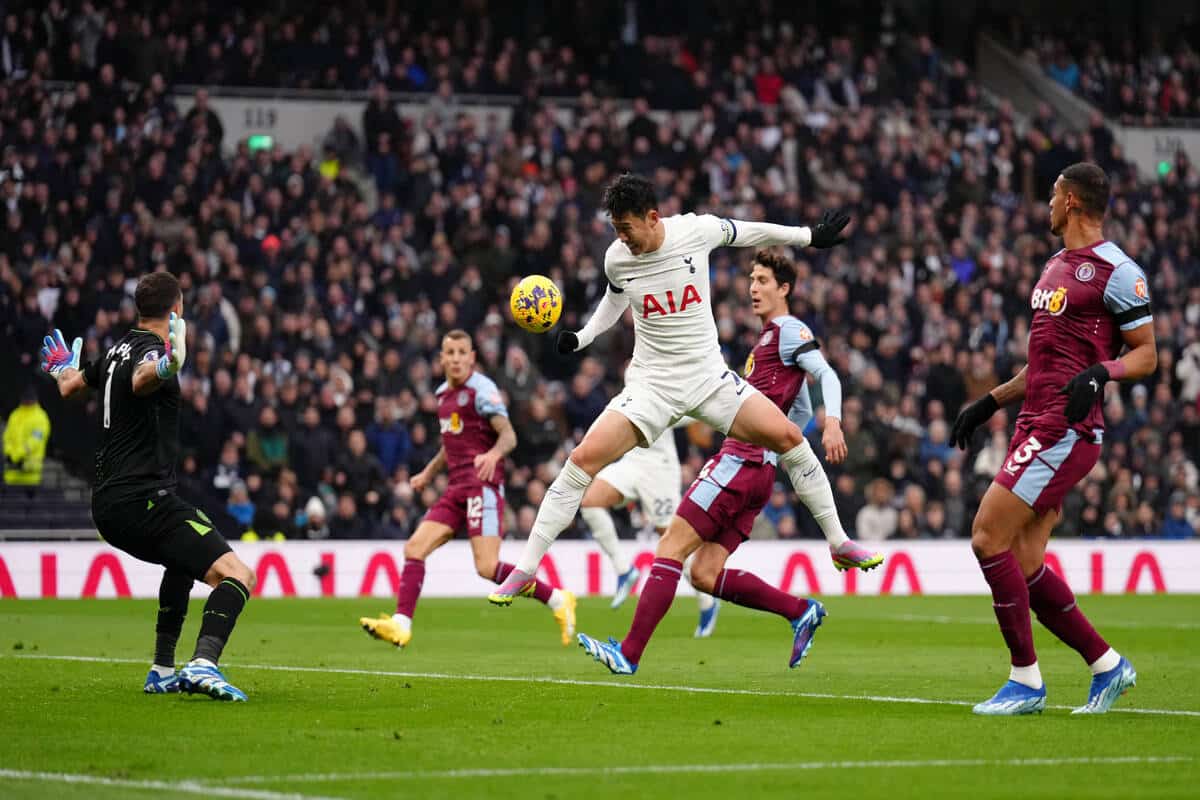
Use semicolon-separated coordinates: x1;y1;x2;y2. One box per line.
41;329;82;376
155;312;188;379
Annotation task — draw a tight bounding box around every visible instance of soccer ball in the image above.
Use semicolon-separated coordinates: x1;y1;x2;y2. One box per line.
510;275;563;333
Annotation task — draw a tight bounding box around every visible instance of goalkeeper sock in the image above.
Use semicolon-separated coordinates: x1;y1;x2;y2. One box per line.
581;506;632;575
779;441;850;548
515;459;593;574
192;577;249;666
153;570;192;669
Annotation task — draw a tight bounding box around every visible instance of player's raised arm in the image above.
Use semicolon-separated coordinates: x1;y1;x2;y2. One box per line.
707;210;851;250
556;282;630;355
132;313;188;396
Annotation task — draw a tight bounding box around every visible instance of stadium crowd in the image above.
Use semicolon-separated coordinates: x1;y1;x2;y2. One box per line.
2;1;1199;543
996;14;1200;124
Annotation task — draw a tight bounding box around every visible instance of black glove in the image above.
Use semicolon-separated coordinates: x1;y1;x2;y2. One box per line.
950;393;999;450
1060;363;1110;424
809;209;852;248
556;330;579;355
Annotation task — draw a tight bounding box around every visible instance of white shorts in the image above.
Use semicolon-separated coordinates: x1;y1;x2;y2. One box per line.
605;366;758;446
595;449;682;529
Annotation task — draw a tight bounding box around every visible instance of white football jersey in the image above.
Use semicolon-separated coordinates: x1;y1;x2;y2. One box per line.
602;213;808;393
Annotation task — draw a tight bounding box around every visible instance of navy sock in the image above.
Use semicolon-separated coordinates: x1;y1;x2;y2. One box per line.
192;577;249;665
154;570;193;668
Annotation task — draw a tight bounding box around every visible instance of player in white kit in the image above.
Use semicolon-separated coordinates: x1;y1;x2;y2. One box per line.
581;421;720;636
490;174;881;605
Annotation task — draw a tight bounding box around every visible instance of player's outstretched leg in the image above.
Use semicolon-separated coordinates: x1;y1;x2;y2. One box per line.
970;486;1045;716
179;552;255;702
491;411;640;604
580;504;640;609
689;540;825;667
145;569;192;694
361;522;454;649
726;395;882;571
1025;564;1135;713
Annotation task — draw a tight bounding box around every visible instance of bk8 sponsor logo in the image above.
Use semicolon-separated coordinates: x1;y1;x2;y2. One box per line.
1031;286;1069;315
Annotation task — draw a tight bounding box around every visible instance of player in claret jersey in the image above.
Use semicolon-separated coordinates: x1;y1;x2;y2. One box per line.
47;272;256;701
490;173;880;607
360;330;576;649
577;250;868;674
951;163;1157;715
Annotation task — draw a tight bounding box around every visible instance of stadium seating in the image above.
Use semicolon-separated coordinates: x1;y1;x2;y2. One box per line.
1;2;1197;542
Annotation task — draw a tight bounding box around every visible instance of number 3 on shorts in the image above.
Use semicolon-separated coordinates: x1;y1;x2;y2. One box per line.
1004;436;1043;474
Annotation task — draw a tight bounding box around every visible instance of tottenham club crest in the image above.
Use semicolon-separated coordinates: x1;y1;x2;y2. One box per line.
457;391;469;407
1075;263;1095;282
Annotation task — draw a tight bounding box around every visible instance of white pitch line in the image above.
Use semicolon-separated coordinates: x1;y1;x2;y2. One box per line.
0;768;343;800
888;613;1200;631
219;755;1194;784
7;653;1200;717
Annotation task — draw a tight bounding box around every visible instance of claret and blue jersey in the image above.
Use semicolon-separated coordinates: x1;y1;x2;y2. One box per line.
435;371;508;488
1024;240;1152;435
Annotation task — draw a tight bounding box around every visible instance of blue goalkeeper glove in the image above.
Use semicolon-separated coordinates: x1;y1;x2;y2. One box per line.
40;329;82;376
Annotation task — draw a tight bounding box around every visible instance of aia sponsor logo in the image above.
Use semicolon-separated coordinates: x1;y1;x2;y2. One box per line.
642;284;702;317
439;412;464;435
1031;286;1068;315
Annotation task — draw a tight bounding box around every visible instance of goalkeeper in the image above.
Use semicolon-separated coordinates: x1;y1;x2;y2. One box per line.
47;272;256;702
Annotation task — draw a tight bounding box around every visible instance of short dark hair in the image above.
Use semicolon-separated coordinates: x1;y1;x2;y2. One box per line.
134;271;181;319
601;173;658;219
1061;162;1110;218
443;329;473;347
752;250;797;295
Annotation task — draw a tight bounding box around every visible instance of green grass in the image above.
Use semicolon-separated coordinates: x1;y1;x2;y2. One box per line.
1;594;1198;800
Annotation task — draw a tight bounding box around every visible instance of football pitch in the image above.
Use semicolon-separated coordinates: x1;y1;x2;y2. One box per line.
1;594;1197;799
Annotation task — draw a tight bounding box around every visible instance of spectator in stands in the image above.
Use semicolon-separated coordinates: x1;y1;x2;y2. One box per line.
857;479;899;541
246;405;289;474
299;496;331;540
226;481;256;531
3;386;50;486
334;429;387;515
365;397;410;476
329;492;372;539
1160;492;1196;539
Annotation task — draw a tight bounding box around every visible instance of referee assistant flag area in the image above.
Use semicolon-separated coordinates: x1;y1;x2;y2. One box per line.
1;593;1198;799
